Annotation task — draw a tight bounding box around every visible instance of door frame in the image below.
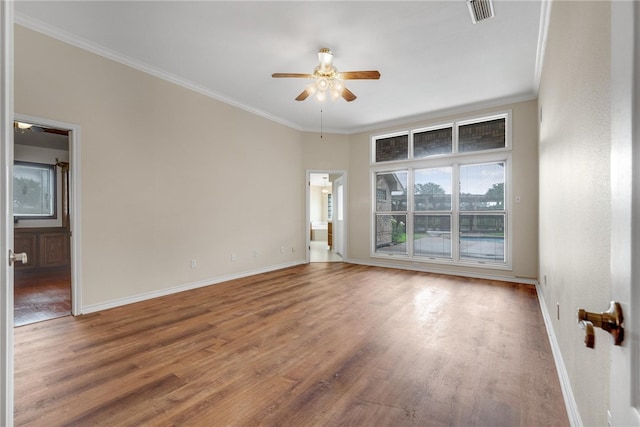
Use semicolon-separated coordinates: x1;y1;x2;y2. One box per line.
305;169;347;263
332;175;345;257
14;113;82;316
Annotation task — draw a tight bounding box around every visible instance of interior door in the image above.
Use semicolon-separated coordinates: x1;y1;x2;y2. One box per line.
1;2;14;424
609;1;640;425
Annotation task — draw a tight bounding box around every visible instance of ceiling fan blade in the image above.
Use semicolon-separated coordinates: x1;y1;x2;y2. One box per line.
295;89;310;101
340;70;381;80
342;87;357;102
272;73;314;78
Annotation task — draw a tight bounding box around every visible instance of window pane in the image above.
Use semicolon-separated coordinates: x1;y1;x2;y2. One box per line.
375;214;407;255
13;163;55;217
414;167;452;211
458;118;506;153
459;163;505;211
414;214;451;258
460;214;505;262
376;171;407;212
375;134;408;162
414;127;452;158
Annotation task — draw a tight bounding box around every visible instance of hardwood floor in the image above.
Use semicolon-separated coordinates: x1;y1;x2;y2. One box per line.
14;268;71;327
14;263;569;426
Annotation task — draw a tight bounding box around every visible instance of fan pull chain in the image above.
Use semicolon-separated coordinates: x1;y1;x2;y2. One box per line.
320;108;323;139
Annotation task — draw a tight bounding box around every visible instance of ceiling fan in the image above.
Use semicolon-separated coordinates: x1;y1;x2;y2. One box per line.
272;48;380;102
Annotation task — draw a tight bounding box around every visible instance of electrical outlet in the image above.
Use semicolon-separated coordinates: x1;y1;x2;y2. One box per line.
231;253;237;261
280;246;285;254
515;195;521;203
190;259;197;269
253;250;258;258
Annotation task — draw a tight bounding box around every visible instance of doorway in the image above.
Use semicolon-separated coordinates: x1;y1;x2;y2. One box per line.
13;118;72;326
308;171;344;263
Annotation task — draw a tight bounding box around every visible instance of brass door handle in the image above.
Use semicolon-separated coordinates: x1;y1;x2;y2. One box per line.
577;301;624;348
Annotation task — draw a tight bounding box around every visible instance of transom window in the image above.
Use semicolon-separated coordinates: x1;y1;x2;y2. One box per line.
371;112;511;268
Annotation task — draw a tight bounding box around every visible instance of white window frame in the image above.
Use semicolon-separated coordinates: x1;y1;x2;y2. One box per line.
370;111;513;270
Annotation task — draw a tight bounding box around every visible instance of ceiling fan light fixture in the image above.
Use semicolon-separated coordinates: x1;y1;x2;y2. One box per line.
317;48;333;71
306;84;317;96
272;48;380;103
329;79;344;100
316;77;329;91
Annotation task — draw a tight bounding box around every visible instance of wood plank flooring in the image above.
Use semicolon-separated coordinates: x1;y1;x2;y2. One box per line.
14;263;569;426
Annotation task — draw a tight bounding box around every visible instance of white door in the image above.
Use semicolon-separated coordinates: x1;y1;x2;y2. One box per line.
609;1;640;425
1;1;14;425
334;175;345;257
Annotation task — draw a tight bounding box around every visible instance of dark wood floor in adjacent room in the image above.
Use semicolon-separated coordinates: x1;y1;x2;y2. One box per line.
14;268;71;327
14;263;569;426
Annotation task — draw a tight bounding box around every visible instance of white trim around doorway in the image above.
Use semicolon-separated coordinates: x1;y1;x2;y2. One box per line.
306;169;348;264
14;113;82;316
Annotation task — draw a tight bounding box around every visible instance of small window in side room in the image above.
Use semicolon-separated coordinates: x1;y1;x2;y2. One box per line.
13;161;57;219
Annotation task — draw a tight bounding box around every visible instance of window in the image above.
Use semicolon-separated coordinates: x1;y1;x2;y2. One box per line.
413;126;452;158
458;117;506;153
459;163;505;262
375;171;407;255
414;167;453;258
375;134;408;162
371;113;510;268
13;161;56;219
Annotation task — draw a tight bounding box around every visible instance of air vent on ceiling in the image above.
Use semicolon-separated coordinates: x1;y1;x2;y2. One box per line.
467;0;494;24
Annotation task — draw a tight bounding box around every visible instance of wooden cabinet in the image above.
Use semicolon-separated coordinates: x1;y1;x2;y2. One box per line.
14;232;37;269
328;222;333;249
14;228;70;271
39;233;70;267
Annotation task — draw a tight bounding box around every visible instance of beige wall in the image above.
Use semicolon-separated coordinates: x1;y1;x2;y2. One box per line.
347;100;540;281
15;25;305;308
538;2;611;425
301;131;350;171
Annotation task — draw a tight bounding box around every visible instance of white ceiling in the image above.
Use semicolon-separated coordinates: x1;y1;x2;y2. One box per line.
14;1;544;134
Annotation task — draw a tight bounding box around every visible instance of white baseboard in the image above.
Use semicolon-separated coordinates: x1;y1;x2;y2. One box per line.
81;259;306;315
535;283;583;427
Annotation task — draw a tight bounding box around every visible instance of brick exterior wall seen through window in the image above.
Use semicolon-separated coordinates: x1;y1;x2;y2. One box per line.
458;118;506;152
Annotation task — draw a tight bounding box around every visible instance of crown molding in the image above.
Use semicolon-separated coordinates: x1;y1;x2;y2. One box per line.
534;0;553;92
345;91;537;135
